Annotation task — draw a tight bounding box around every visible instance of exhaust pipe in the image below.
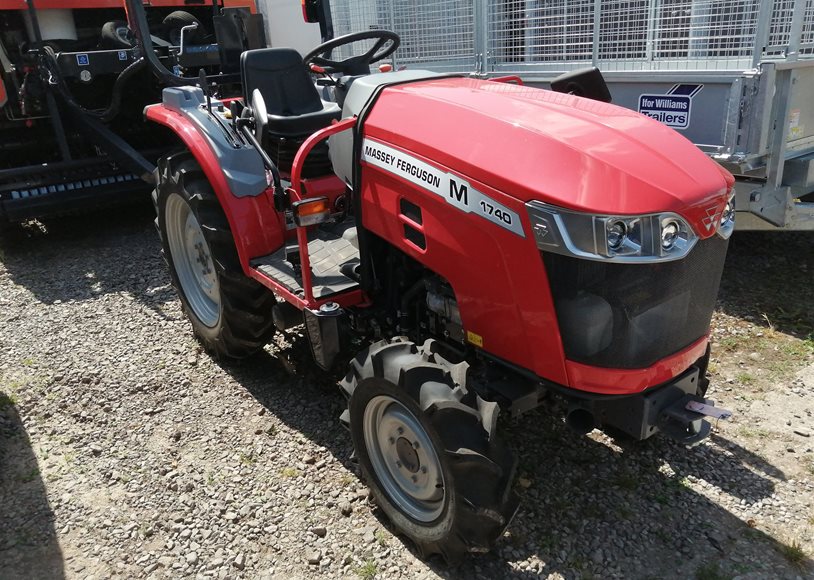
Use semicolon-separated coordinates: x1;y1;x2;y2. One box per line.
566;406;596;434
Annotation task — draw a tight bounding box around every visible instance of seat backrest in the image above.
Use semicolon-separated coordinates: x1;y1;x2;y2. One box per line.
240;48;324;117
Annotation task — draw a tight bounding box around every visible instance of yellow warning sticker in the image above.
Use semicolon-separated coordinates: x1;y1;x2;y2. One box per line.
466;330;483;348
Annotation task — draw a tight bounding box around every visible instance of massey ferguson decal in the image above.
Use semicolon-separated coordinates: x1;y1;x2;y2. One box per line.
701;204;722;233
362;139;525;237
638;84;703;130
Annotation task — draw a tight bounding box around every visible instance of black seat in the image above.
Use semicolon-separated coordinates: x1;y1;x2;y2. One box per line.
240;48;340;138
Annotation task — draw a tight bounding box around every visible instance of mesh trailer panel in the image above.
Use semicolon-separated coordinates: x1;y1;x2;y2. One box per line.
328;0;813;73
328;0;476;71
488;0;765;72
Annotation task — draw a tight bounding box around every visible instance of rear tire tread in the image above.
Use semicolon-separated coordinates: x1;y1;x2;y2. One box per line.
154;152;276;359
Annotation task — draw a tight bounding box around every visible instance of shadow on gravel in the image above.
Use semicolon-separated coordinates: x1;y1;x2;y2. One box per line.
0;201;173;313
433;408;810;579
719;232;814;339
217;335;810;578
0;391;64;579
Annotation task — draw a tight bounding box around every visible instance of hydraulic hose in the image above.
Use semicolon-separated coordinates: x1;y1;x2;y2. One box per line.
40;45;146;123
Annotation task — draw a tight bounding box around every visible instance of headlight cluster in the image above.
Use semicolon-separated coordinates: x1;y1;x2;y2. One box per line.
527;201;699;263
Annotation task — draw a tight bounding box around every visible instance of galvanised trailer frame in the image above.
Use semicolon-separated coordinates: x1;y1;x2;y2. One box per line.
326;0;814;230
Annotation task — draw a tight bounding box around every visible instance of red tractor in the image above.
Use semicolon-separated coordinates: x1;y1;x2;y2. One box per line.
146;28;736;561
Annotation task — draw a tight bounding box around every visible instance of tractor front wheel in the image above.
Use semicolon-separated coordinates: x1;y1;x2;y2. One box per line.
154;152;276;359
340;338;519;562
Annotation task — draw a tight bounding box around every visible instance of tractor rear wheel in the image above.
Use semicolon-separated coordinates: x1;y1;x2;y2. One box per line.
162;11;206;45
100;20;135;49
340;338;519;562
154;152;276;359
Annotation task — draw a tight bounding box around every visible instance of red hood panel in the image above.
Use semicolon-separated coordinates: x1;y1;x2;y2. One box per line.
363;77;732;236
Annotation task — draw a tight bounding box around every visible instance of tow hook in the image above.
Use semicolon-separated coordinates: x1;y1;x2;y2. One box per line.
658;395;733;447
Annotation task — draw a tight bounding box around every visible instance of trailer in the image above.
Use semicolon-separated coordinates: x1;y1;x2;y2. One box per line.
326;0;814;230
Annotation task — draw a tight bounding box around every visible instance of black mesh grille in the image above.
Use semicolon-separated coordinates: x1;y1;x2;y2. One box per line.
543;236;729;369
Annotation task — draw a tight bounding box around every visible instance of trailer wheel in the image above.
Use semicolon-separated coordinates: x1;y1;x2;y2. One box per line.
340;338;519;562
162;11;206;45
154;152;276;359
100;20;135;49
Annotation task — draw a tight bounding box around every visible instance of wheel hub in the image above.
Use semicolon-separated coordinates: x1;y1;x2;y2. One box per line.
395;437;420;473
165;192;221;328
363;395;445;522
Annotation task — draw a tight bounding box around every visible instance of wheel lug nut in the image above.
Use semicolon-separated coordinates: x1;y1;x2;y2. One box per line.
397;427;404;435
396;461;402;468
411;475;418;483
412;441;420;450
388;437;395;444
420;466;427;474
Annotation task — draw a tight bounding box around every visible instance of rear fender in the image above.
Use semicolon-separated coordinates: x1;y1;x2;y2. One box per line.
145;90;284;273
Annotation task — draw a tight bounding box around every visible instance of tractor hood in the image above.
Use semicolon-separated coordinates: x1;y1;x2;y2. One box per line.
353;76;733;228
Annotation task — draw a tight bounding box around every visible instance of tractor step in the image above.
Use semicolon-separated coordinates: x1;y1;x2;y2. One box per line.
251;220;360;299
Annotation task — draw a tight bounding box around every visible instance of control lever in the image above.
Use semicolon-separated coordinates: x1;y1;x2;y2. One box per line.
236;114;286;211
310;63;338;87
178;23;199;56
198;69;212;114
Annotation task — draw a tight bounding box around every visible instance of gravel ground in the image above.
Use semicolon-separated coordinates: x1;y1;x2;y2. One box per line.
1;206;813;580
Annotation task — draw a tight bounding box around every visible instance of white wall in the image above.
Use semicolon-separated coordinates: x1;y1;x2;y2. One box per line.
256;0;322;56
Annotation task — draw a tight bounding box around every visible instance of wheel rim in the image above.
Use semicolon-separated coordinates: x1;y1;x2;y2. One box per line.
363;394;445;522
165;193;220;327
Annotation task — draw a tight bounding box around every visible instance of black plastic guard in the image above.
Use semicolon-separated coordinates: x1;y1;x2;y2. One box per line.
303;305;345;371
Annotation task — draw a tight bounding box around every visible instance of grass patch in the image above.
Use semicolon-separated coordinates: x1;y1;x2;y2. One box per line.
695;561;731;580
0;392;18;410
653;493;670;506
374;529;388;547
356;559;377;580
612;472;638;491
279;467;299;478
18;467;40;483
580;503;603;519
736;372;755;385
779;539;807;568
737;426;772;439
239;452;256;466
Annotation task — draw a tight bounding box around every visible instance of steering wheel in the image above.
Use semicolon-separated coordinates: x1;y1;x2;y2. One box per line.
303;30;400;76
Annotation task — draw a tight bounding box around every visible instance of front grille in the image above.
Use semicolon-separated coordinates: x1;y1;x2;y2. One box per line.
543;235;729;369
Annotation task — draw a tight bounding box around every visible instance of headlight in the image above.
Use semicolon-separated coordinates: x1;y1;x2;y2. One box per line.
661;220;679;250
606;220;627;250
527;201;698;263
717;193;735;239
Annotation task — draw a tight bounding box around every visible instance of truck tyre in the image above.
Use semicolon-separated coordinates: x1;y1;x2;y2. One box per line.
340;338;519;562
162;11;206;45
154;152;276;359
100;20;135;49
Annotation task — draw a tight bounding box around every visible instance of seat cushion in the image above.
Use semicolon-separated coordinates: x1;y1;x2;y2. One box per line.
241;48;342;137
267;102;341;137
